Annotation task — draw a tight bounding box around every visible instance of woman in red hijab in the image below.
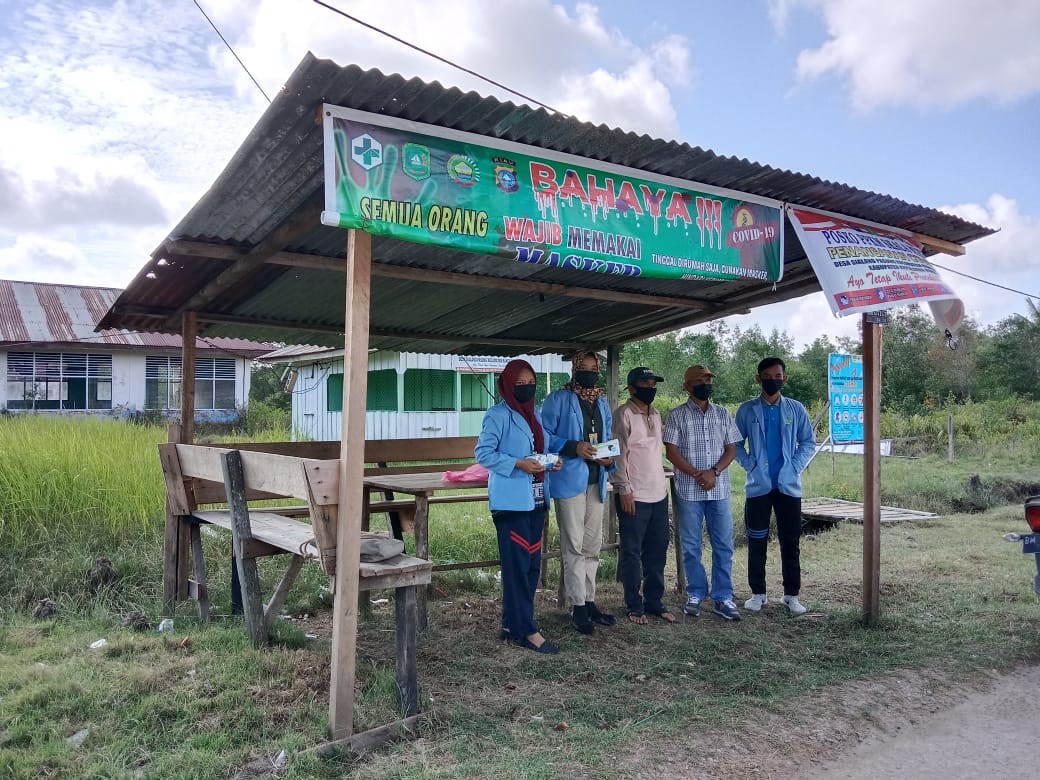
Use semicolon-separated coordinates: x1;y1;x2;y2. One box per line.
475;359;561;654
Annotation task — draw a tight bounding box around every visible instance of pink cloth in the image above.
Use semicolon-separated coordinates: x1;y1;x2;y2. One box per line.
442;463;489;483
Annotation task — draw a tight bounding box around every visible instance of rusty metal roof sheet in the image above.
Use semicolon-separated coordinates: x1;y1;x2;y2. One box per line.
1;279;273;356
98;53;996;354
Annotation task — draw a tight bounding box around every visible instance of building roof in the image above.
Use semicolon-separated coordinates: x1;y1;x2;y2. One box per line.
1;279;273;356
98;53;996;355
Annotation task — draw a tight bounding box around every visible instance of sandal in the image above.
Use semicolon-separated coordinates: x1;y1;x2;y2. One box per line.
627;610;649;625
646;609;677;624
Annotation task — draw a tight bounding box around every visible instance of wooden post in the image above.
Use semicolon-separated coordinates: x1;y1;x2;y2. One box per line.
947;413;954;463
394;585;419;716
862;313;884;624
222;450;267;647
180;311;197;445
329;229;372;740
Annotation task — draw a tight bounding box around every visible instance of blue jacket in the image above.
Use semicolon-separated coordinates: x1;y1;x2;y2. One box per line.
474;402;553;511
540;389;615;502
734;395;816;498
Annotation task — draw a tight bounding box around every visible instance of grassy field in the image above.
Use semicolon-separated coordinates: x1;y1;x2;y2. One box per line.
2;414;1040;778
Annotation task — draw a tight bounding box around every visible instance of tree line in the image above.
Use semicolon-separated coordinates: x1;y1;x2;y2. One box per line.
619;301;1040;414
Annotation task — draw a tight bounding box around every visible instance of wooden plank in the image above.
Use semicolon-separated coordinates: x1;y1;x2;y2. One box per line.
358;568;432;592
175;445;321;501
395;586;419;717
330;228;371;741
364;436;478;464
192;510;316;555
263;555;306;637
307;715;420;758
188;523;210;622
222;451;268;647
913;232;966;257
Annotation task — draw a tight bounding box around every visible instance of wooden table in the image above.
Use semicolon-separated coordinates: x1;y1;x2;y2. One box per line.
363;472;489;627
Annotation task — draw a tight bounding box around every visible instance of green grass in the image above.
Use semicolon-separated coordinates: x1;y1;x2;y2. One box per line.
2;414;1040;777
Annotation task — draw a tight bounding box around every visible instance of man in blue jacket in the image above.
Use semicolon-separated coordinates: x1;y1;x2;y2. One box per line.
542;350;616;635
734;357;817;616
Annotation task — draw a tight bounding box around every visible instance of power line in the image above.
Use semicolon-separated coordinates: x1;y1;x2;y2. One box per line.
193;0;271;104
930;260;1040;302
310;0;565;116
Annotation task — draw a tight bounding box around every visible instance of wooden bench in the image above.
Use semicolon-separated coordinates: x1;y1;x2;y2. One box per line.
158;441;433;716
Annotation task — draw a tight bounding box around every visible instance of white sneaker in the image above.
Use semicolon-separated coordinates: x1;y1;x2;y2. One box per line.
744;593;768;611
782;594;807;615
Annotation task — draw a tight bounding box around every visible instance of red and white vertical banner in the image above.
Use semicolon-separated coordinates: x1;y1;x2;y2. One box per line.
788;206;963;333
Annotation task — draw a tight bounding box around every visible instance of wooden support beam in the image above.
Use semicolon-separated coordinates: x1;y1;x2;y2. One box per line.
162;239;716;310
329;229;372;740
913;233;966;257
862;313;883;624
306;715;420;758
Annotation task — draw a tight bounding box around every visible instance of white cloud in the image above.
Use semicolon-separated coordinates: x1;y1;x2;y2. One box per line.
791;0;1040;110
213;0;690;137
0;236;86;281
935;195;1040;323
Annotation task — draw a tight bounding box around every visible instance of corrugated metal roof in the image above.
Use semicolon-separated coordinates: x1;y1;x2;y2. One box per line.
98;53;996;355
1;279;273;356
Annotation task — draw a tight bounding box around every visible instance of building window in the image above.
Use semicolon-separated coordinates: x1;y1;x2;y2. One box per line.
460;373;494;411
145;356;236;410
327;373;343;412
367;369;397;411
403;368;455;411
491;371;570;404
5;352;112;410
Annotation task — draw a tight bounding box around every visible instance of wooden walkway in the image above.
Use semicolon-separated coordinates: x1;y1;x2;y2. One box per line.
801;497;938;525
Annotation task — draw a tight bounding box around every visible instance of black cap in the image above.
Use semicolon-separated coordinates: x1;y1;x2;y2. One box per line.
627;366;664;386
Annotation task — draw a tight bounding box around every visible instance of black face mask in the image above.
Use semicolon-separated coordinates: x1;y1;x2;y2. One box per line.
633;387;657;406
513;384;537;403
761;378;784;396
574;370;599;389
690;383;713;401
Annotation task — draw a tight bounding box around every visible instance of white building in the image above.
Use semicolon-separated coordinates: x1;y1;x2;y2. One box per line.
0;280;271;421
261;346;573;440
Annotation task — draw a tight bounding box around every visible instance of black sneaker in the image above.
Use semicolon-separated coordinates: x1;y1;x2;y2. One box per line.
586;601;616;626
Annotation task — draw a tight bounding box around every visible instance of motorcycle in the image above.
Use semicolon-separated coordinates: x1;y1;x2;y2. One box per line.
1003;494;1040;595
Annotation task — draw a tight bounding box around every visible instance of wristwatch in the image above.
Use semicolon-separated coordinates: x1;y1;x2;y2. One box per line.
712;467;721;477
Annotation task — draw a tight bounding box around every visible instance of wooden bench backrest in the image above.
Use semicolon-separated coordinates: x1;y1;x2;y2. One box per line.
159;443;341;574
158;436;480;574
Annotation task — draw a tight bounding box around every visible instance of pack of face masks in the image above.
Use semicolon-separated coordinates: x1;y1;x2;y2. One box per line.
593;439;620;458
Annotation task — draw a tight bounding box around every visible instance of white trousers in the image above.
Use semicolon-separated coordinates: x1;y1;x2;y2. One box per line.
554;485;604;606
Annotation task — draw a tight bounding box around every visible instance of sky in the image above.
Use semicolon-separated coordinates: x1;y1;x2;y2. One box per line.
1;0;1038;350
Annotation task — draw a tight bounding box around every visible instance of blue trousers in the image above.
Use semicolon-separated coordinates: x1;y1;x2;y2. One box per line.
492;507;546;639
616;496;670;614
675;495;734;602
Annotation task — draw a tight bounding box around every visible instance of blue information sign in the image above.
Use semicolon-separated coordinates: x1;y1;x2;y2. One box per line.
828;353;864;444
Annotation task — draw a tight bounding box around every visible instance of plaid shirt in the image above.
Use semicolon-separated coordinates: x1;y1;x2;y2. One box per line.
662;399;742;501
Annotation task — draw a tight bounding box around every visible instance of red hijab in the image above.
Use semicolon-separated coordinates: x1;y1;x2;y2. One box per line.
497;359;545;453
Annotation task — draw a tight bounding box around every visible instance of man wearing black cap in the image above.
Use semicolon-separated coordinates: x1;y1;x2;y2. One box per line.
610;367;675;623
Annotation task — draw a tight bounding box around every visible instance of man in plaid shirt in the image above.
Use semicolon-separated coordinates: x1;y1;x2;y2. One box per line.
663;365;742;621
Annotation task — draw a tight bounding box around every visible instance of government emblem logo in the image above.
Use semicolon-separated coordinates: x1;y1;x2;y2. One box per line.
402;143;430;181
493;156;519;193
447;154;479;187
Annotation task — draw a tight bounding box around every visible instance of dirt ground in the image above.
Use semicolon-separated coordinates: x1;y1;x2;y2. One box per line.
628;664;1040;780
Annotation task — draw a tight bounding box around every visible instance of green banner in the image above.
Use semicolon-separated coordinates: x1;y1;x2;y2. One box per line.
322;107;783;282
